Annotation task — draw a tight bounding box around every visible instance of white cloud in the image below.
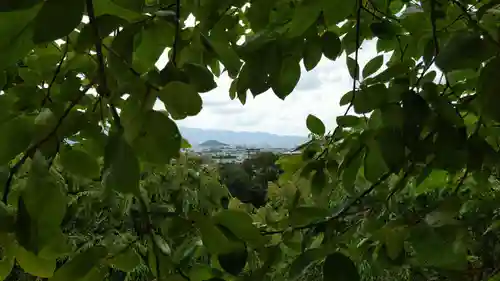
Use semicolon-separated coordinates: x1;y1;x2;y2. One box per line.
156;40;382;136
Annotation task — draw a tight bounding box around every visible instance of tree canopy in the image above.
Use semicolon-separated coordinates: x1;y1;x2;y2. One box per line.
0;0;500;280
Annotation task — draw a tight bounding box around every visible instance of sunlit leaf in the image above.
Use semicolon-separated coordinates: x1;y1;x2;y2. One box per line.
159;81;203;119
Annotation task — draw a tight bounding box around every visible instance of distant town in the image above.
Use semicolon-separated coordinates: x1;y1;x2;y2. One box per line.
186;139;299;164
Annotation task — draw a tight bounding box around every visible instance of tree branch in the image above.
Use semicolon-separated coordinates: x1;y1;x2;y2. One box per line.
260;172;391;235
86;0;122;131
42;37;69;106
172;0;181;67
3;83;94;203
345;0;363;116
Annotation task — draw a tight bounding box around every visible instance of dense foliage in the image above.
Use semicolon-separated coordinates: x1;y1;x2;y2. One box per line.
220;152;281;208
1;0;500;280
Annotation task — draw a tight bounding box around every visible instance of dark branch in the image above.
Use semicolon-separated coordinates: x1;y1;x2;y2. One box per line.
86;0;122;131
430;0;440;55
42;37;69;106
3;83;94;203
172;0;181;67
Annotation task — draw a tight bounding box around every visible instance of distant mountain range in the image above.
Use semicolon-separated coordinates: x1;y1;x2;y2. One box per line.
179;127;308;149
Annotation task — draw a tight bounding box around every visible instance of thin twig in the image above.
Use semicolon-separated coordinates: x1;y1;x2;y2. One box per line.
345;0;363;116
86;0;108;96
395;35;408;62
42;36;69;106
361;5;384;21
367;0;401;22
313;0;365;160
452;0;500;49
101;44;161;92
453;168;469;193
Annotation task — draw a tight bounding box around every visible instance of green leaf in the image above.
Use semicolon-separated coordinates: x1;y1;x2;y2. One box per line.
423;39;435;66
435;32;495;73
213;210;266;247
323;252;360;281
383;226;408;260
289;248;325;281
50;246;107;281
410;226;467;270
133;111;181;164
342;146;363;194
322;0;355;26
22;153;67;250
303;36;323;71
346;56;359;80
108;248;141;272
478;57;500;122
206;36;242;78
0;234;15;280
321;32;341;60
0;0;42;12
336;115;363;128
415;169;448;194
362;55;384;79
370;21;397;40
108;23;142;86
183;63;217;93
32;0;84;43
76;15;126;52
218;246;248;276
59;148;100;178
0;116;35;165
375;128;405;173
133;20;175;72
94;0;144;21
306;114;325;135
15;245;56;278
159;81;203;119
310;170;326;197
287;0;321;38
193;213;233;255
153;233;172;256
0;6;39;70
271;57;301;100
364;140;389;182
289;206;329;227
103;134;140;195
0;202;14;233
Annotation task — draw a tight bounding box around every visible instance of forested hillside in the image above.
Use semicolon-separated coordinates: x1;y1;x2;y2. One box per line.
0;0;500;281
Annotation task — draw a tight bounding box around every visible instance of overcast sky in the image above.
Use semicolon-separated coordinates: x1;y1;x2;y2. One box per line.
154;40;379;136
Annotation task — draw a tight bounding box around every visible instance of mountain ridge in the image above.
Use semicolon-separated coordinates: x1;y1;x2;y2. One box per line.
179;127;308;148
